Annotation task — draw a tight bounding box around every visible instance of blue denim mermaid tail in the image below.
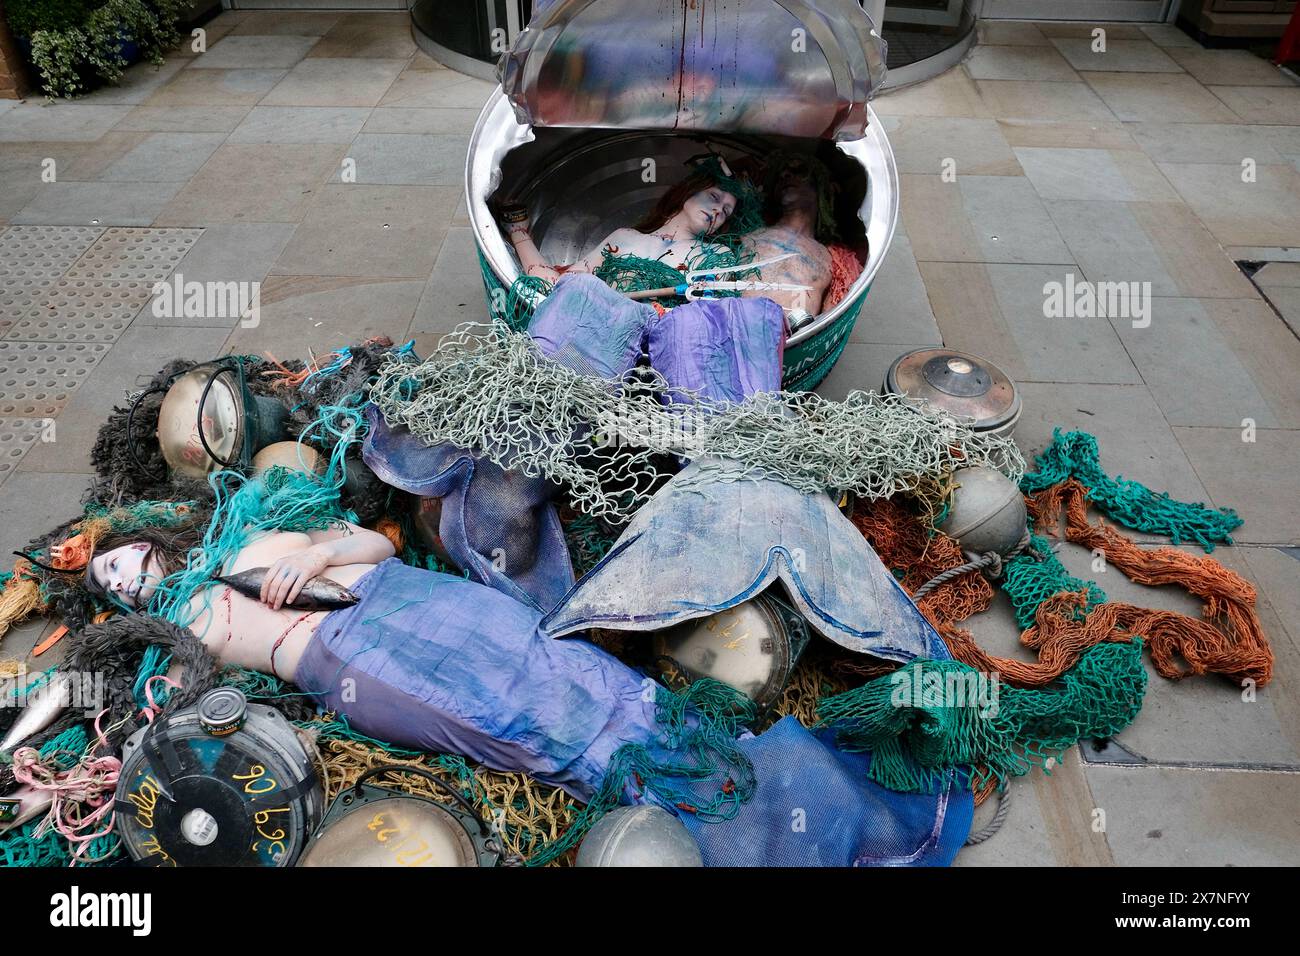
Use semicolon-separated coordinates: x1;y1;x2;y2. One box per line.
542;458;948;663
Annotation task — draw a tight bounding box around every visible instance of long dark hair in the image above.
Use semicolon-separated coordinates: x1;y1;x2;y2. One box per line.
83;526;198;605
634;169;731;235
760;152;840;244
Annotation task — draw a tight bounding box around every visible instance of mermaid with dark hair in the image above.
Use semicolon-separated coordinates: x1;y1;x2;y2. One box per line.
75;481;683;803
500;159;760;284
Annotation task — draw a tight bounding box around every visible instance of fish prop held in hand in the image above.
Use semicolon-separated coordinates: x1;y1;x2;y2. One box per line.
218;568;359;611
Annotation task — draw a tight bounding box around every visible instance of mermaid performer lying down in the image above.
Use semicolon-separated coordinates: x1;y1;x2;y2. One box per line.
501;164;743;282
84;523;678;801
500;154;847;324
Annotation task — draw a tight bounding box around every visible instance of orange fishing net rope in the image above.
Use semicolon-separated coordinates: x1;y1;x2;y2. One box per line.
852;484;1273;691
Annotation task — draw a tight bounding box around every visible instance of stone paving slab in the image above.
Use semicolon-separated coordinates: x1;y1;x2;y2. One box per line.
227;106;371;144
269;184;459;277
1014;381;1213;520
66;227;202;283
814;341;938;402
1053;542;1300;768
12;182;183;227
0;342;111;418
1173;427;1300;545
0;105;135;143
328;133;469;185
1110;297;1279;428
410;227;490;335
1082;764;1300;865
851;230;942;346
260;58;406;108
0;419;45;489
920;261;1142;384
154;143;345;225
1048;38;1183;73
0;471;105;559
190;34;319;71
96;132;228;183
224;275;423;360
5;279;156;344
956;749;1113;866
134;223;295;329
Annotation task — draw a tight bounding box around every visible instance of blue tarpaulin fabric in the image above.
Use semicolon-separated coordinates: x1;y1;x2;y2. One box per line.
294;559;670;801
543;458;949;662
679;717;973;867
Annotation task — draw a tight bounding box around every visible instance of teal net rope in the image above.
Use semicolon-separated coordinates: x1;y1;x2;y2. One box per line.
817;639;1147;795
1021;429;1241;550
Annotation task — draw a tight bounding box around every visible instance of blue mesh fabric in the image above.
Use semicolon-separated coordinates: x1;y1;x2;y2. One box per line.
677;717;973;867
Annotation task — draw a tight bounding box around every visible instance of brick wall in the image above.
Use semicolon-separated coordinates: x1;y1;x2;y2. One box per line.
0;0;31;99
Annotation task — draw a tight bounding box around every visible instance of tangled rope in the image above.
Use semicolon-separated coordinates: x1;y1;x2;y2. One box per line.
817;429;1274;796
1022;429;1241;549
9;714;122;866
370;323;1024;523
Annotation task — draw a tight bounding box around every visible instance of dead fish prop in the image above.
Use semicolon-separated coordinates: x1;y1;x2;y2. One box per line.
0;672;73;755
217;568;359;611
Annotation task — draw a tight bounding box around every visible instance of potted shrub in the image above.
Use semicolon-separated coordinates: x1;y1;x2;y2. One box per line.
6;0;189;98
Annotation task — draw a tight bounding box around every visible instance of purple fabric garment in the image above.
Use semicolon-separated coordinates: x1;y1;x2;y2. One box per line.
527;272;786;403
361;404;574;613
648;296;786;404
527;272;653;380
293;558;671;801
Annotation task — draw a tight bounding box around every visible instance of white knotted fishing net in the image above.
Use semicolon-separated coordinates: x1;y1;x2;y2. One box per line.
370;323;1025;522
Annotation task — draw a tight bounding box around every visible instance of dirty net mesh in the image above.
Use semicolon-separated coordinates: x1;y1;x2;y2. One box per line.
371;323;1025;523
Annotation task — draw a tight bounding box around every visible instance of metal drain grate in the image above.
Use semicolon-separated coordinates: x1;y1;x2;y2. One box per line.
0;342;110;417
65;227;202;283
6;279;155;344
0;418;44;486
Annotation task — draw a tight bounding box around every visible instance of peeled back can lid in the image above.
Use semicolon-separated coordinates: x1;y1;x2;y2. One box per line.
197;687;248;737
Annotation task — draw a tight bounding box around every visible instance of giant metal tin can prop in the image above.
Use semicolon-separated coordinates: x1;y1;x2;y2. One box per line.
465;0;899;391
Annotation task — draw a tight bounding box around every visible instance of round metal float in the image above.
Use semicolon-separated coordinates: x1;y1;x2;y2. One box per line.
936;466;1028;557
576;805;702;867
115;688;323;867
652;593;810;712
884;348;1021;438
467;0;900;392
298;766;501;868
250;441;325;476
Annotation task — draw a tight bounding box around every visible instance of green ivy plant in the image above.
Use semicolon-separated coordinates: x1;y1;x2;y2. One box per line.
13;0;190;98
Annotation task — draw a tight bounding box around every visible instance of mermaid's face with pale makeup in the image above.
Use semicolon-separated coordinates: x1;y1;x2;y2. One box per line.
680;186;737;237
88;542;161;609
